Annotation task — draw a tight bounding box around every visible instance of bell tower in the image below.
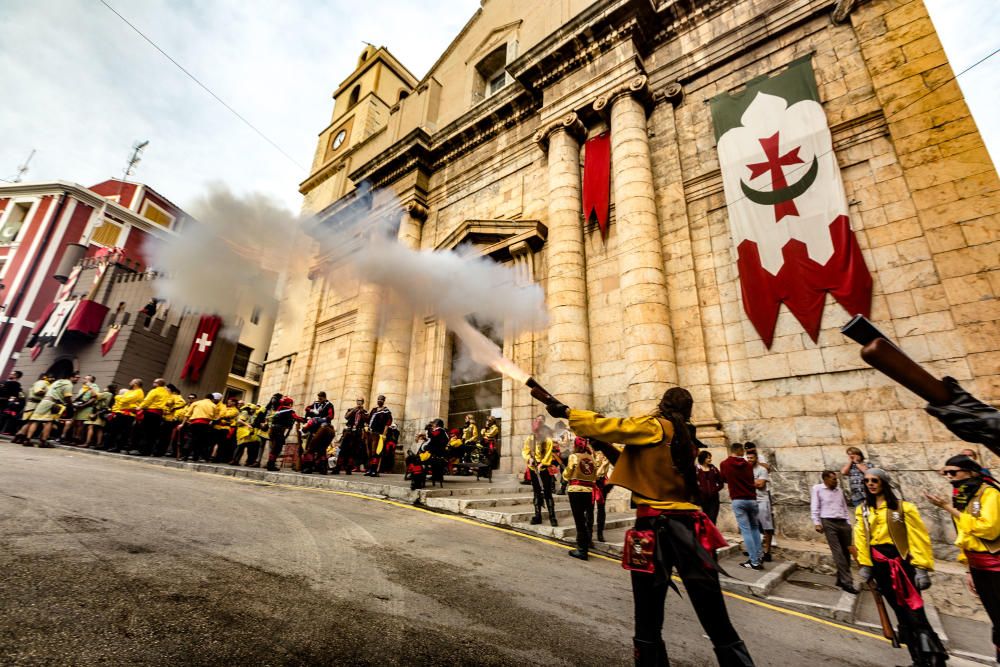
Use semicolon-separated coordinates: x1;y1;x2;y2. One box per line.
301;45;419;211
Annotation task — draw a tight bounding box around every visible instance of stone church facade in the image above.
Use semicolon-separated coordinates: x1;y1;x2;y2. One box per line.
262;0;999;540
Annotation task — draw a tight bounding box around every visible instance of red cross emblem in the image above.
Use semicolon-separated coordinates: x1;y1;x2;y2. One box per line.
742;132;818;222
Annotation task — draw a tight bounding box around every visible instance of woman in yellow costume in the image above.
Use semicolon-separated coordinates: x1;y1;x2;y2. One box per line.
854;468;947;667
927;454;1000;664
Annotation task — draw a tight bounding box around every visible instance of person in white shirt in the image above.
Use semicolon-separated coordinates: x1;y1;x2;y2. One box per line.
747;450;774;562
810;470;857;594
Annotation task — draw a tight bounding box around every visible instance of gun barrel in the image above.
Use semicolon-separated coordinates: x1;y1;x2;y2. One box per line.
861;338;951;405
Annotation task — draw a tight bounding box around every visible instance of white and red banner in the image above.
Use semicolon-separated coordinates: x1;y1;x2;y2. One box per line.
180;315;222;381
710;57;871;347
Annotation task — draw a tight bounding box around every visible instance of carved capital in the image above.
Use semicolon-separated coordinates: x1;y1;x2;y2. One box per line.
832;0;859;23
593;75;650;116
653;81;684;107
403;200;429;221
533;112;586;151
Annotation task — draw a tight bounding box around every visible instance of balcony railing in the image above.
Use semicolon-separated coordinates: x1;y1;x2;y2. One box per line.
230;360;263;383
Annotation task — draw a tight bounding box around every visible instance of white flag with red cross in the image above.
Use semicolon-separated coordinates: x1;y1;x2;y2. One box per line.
710;57;872;348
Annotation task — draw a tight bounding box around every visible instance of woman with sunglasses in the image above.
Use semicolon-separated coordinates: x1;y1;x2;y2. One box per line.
926;455;1000;664
853;468;947;667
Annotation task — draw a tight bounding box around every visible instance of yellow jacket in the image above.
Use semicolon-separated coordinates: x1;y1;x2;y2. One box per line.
956;486;1000;559
186;399;220;422
215;405;239;430
165;395;187;422
568;409;696;511
482;424;500;440
140;386;171;411
522;435;554;469
853;500;934;570
563;451;599;492
462;423;479;444
113;388;145;413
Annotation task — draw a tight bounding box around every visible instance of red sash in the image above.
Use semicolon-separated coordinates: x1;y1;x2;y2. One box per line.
189;418;211;425
636;506;729;553
570;479;604;504
966;551;1000;572
872;548;924;611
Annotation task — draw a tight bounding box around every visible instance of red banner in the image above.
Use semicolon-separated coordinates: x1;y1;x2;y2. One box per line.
180;315;222;381
582;132;611;239
100;325;121;356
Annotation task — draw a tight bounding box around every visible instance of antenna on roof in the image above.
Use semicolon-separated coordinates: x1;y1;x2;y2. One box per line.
13;149;36;183
118;140;149;198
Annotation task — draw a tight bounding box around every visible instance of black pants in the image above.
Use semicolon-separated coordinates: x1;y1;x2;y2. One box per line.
185;423;215;461
568;491;594;552
529;468;554;508
970;567;1000;650
105;414;134;452
821;518;853;588
138;412;162;455
232;439;260;466
632;514;743;655
701;494;720;525
871;545;946;664
213;429;234;463
267;425;287;465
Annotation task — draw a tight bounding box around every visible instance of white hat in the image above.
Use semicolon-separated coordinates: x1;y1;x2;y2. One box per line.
211;392;223;401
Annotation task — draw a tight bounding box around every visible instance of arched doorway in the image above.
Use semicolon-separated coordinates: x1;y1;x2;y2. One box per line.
45;357;76;380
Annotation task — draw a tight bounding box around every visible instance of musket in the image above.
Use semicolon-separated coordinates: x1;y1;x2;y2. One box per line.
867;580;900;648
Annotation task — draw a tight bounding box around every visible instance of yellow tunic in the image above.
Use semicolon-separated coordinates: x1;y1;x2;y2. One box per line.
165;395;187;423
563;451;598;493
462;423;479;444
853;500;934;570
955;486;1000;560
186;399;220;422
215;405;239;431
568;410;696;511
112;388;145;413
139;386;171;412
522;435;555;470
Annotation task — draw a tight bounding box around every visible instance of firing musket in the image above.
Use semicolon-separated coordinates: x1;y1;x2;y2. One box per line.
841;315;1000;455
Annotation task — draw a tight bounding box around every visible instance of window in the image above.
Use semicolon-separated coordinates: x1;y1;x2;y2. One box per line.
231;344;253;377
0;202;31;244
348;85;361;108
90;219;123;247
140;200;175;228
474;45;508;103
250;306;261;325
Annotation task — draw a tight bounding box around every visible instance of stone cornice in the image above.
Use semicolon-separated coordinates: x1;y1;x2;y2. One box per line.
532;112;586;150
435;219;547;262
832;0;860;23
346;128;434;190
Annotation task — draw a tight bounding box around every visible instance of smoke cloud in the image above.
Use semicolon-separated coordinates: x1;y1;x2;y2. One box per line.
145;183;545;380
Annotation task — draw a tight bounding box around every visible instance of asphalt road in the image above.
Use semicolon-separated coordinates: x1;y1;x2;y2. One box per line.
0;445;921;666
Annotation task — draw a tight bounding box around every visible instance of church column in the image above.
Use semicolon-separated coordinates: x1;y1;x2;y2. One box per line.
535;112;592;410
342;280;382;407
596;76;677;414
371;200;427;422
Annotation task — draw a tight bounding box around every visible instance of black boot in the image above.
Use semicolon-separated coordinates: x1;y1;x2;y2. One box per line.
597;503;606;542
530;500;542;525
546;498;558;527
569;548;588;560
713;640;755;666
633;638;668;667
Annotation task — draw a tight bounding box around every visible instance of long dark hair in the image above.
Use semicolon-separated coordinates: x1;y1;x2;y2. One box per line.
658;387;699;504
864;477;899;511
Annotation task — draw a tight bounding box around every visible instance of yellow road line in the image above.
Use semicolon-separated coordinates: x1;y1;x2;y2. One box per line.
103;457;889;643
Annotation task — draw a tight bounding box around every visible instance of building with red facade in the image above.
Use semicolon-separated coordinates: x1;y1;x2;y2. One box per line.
0;178;189;374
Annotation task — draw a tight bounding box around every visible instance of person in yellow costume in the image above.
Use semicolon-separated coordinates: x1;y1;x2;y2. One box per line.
212;396;240;463
106;378;144;453
12;373;51;444
462;414;480;462
134;378;170;456
562;436;598;560
854;468;946;667
162;386;187;458
481;415;500;469
927;454;1000;663
230;403;261;466
23;372;79;448
543;387;751;667
522;420;558;527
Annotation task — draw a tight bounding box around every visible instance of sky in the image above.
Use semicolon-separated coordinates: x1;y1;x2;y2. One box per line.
0;0;996;215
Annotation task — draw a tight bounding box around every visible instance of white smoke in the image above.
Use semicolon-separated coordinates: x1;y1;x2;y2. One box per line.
146;184;545;379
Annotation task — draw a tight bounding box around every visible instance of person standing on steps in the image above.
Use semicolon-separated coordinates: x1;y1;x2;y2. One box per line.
746;449;774;562
720;442;764;570
522;421;558;527
810;470;857;594
563;436;598;560
594;447;616;543
854;468;947;667
697;450;724;525
543;386;754;666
